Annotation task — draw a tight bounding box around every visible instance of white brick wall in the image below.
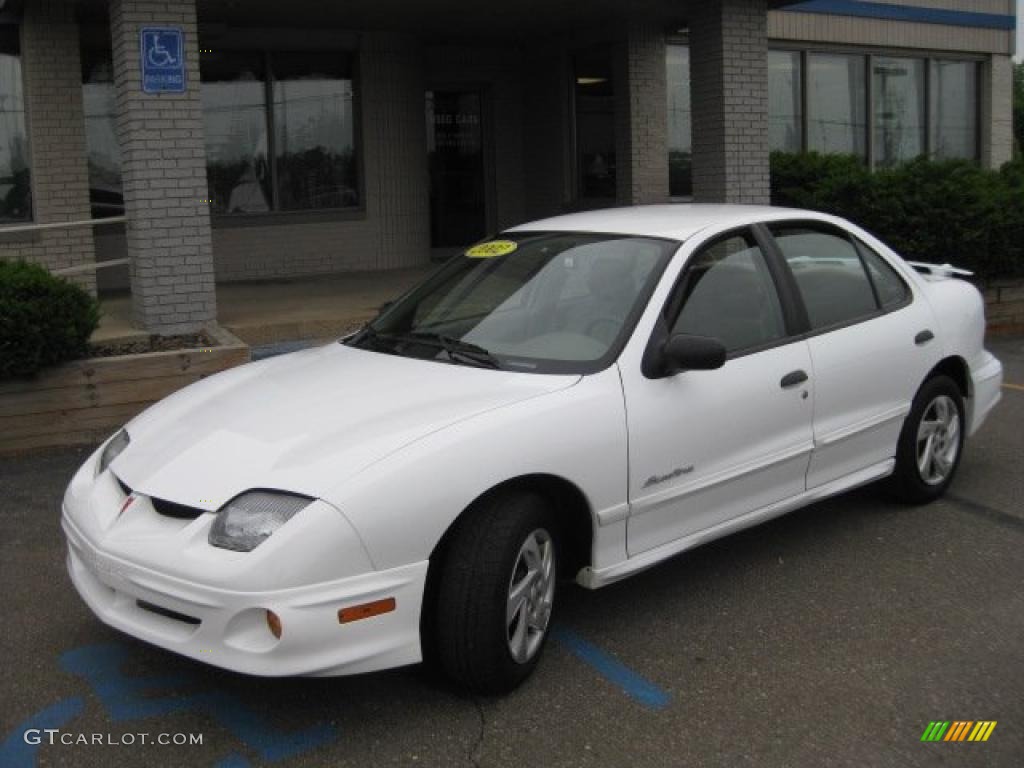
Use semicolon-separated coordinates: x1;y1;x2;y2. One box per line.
690;0;770;205
0;0;96;294
110;0;216;333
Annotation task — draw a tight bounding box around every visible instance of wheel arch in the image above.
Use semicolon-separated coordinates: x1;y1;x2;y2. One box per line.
419;474;595;651
927;355;971;400
429;473;594;580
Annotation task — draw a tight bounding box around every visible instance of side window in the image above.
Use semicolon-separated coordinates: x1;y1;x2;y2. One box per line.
771;226;879;330
857;240;910;309
670;233;787;354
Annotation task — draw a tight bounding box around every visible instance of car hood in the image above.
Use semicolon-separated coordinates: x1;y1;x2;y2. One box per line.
113;343;579;509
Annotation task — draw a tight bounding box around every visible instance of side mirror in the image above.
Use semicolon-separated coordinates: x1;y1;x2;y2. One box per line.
660;333;727;376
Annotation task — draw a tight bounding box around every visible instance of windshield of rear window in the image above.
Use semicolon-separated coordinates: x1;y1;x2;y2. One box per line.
345;232;678;374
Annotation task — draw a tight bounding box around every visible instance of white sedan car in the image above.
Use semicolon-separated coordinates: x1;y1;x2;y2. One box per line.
63;205;1003;693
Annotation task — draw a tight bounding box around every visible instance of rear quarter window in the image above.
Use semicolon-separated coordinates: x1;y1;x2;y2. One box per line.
857;240;911;309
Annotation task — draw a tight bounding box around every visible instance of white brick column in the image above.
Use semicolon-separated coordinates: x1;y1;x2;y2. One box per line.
109;0;216;334
689;0;770;204
981;54;1013;170
13;0;96;293
615;21;669;205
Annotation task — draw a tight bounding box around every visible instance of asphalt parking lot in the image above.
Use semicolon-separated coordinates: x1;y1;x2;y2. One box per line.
2;338;1022;768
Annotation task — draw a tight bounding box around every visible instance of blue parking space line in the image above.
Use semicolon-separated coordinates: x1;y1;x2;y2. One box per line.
60;643;337;762
0;697;85;768
250;339;319;361
552;627;671;710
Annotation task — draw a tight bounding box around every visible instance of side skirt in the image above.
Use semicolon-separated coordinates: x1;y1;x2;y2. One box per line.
576;458;895;589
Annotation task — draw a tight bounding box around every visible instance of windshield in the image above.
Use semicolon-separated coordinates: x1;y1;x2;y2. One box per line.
345;232;677;374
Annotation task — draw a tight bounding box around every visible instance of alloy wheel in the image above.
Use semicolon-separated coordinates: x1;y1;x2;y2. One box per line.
915;394;961;486
506;528;555;664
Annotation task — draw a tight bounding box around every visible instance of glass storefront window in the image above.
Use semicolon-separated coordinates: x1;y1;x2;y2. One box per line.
82;48;122;218
272;53;357;211
769;50;802;153
573;47;616;199
201;52;272;215
930;60;978;160
666;44;692;198
807;53;867;159
200;50;358;214
0;27;30;223
873;56;926;168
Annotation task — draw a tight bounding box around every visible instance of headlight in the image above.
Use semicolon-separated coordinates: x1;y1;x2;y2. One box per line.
97;429;130;476
208;491;313;552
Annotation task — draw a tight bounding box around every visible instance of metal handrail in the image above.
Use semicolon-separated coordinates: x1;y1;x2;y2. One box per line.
0;215;126;235
53;258;128;276
0;216;129;276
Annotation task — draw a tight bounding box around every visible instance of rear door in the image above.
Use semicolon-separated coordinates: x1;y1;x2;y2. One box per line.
763;222;942;488
621;228;815;555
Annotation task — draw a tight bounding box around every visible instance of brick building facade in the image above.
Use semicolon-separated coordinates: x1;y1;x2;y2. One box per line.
0;0;1017;333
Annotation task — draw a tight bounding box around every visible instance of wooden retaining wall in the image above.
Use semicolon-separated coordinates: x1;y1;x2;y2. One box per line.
0;325;249;455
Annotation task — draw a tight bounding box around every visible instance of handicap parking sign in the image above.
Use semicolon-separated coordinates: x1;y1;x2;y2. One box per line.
140;27;186;93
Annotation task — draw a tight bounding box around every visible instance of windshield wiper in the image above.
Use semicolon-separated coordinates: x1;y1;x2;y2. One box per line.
405;332;502;369
348;326;501;369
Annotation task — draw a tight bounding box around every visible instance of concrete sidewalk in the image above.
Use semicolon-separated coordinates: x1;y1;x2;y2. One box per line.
93;266;434;346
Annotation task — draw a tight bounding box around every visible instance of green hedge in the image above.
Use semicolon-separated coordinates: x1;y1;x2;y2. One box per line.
0;260;100;380
770;152;1024;280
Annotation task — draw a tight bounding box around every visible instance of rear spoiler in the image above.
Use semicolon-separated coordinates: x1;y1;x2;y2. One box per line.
906;261;974;278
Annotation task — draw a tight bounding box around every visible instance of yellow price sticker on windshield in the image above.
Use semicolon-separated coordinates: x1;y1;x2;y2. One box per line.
465;240;518;258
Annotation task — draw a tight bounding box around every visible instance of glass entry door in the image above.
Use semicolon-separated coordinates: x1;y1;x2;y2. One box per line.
427;89;486;248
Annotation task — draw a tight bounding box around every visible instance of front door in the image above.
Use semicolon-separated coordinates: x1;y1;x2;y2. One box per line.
622;229;815;556
427;89;486;249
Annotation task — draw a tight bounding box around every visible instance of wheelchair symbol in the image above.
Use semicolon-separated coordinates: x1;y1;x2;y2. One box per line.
147;32;178;67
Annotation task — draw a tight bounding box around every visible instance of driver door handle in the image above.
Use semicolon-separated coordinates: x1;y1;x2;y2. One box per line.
780;370;808;388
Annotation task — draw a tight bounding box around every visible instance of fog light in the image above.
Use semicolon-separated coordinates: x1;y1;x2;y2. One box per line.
266;610;282;639
338;597;396;624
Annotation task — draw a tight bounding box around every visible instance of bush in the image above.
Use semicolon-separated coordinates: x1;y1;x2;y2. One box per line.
770;152;1024;280
0;261;100;379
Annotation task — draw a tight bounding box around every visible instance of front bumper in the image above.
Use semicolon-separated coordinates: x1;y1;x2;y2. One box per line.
61;446;427;678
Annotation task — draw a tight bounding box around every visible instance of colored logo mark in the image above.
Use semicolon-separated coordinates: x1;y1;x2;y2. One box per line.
921;721;997;742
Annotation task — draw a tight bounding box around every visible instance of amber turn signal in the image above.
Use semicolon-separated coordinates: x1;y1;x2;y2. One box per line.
338;597;396;624
266;609;282;639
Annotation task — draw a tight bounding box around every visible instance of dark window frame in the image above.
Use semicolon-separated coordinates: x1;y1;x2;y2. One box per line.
201;46;365;223
759;219;914;340
0;23;32;226
76;41;365;227
769;41;983;166
569;43;618;205
643;226;805;371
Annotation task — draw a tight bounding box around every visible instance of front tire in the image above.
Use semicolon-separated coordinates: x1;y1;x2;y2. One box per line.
890;374;965;504
434;491;557;694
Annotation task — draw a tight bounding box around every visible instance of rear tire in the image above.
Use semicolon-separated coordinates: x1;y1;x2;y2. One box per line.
434;491;557;694
890;374;965;504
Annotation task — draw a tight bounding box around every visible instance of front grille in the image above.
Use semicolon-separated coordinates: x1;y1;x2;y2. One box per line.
114;475;132;497
136;599;201;626
150;497;205;519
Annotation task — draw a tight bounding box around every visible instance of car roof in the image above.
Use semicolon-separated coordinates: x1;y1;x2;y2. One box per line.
505;204;833;242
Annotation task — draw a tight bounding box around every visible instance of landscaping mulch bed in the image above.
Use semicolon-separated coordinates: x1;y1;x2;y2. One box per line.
88;331;215;358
